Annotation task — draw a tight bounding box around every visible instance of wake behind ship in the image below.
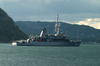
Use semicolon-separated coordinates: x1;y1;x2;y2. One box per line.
12;15;81;46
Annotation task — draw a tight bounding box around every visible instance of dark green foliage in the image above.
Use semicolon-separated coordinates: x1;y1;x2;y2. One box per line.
0;8;28;42
15;21;100;43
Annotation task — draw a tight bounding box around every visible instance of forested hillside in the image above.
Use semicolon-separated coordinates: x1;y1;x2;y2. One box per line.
0;8;28;42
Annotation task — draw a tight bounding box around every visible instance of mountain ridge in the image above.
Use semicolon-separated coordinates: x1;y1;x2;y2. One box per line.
15;21;100;43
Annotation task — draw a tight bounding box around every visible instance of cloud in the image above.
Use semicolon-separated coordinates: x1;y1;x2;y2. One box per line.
1;0;100;18
0;0;19;3
76;18;100;29
0;0;100;29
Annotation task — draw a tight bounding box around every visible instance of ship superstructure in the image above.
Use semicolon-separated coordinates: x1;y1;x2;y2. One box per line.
12;15;81;46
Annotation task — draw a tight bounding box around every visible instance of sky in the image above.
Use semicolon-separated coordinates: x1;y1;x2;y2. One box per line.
0;0;100;29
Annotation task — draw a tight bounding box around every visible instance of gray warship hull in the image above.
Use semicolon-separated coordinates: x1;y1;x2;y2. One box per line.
12;15;81;46
12;41;81;46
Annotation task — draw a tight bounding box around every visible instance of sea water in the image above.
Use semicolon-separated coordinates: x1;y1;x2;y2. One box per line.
0;43;100;66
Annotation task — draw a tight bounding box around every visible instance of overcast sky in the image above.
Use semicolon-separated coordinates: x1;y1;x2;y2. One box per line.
0;0;100;29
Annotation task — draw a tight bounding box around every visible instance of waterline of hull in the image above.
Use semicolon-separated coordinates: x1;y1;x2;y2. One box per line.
12;42;81;46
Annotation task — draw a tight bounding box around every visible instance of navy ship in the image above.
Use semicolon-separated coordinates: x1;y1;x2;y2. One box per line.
12;15;81;46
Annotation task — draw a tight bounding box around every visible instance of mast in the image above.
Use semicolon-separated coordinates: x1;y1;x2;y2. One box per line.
55;14;58;33
57;14;59;25
77;30;79;40
55;14;60;35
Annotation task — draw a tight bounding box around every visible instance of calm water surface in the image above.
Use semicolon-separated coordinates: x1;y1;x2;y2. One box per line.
0;43;100;66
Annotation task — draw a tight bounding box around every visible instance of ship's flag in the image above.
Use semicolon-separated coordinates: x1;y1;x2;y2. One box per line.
55;28;56;31
57;16;59;19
